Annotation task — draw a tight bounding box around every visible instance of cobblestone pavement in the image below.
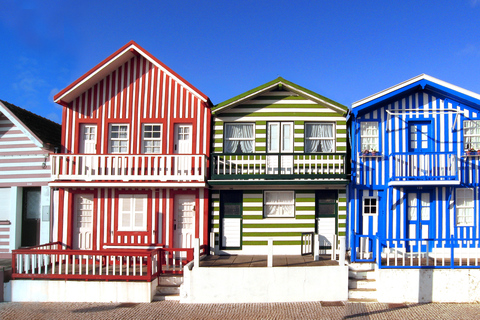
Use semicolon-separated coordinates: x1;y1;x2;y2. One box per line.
1;301;480;320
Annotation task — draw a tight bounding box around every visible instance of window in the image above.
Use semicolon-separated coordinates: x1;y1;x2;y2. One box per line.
110;124;128;153
363;197;377;215
224;123;254;154
143;124;162;153
221;191;243;217
456;189;474;226
305;123;335;153
316;190;337;216
268;122;293;153
264;191;295;217
464;120;480;150
220;191;243;249
360;122;379;152
118;194;147;231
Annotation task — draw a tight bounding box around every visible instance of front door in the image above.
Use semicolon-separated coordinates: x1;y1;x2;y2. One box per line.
407;191;431;252
80;124;97;154
21;187;41;247
73;194;94;250
267;122;293;174
173;194;195;249
174;124;192;175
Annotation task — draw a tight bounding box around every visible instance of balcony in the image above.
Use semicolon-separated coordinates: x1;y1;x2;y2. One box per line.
211;153;347;181
51;154;207;182
389;152;459;186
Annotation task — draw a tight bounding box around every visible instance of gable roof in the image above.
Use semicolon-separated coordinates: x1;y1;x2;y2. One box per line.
0;100;61;149
212;77;348;115
54;40;210;105
351;74;480;116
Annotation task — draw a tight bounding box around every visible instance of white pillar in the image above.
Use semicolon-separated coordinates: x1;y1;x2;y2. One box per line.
267;238;273;267
339;237;345;266
194;238;200;268
314;234;319;261
209;232;216;255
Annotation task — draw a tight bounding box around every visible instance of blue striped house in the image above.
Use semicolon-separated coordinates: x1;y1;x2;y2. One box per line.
348;74;480;267
209;78;349;255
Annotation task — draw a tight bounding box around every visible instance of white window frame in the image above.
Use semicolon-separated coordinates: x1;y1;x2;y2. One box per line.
360;122;379;152
456;188;474;227
268;122;293;153
224;123;255;154
109;124;129;154
464;120;480;151
304;122;336;153
142;124;162;154
118;194;148;231
264;191;295;218
363;196;378;216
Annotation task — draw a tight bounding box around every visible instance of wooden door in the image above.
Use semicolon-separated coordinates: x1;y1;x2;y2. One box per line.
174;124;192;175
407;192;431;252
80;124;97;154
21;187;41;247
173;194;195;249
73;194;94;250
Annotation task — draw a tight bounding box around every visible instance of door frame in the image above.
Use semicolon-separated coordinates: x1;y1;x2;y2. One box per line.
170;190;199;248
69;191;97;250
407;120;433;152
405;188;434;252
173;123;193;154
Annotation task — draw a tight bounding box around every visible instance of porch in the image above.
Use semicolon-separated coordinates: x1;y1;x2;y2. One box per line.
211;152;347;180
50;154;207;182
199;254;339;268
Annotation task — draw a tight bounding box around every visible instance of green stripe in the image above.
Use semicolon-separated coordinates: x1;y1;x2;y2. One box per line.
243;206;262;211
339;223;346;228
339;197;347;202
337;138;347;143
294;121;304;125
256;121;266;125
243;198;263;202
337;121;346;125
244;232;305;237
214;147;222;152
214;121;223;126
336;129;347;134
223;112;343;117
243;215;264;220
295;215;315;219
243;223;315;228
339;206;347;211
296;206;315;211
294;138;303;143
294;129;304;134
233;104;337;109
256;129;266;134
336;146;346;151
256;138;266;143
243;241;302;245
295;198;315;202
339;215;346;220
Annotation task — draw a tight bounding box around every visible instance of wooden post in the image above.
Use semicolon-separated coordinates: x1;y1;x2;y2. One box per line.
194;238;200;268
339;238;345;266
268;238;273;267
314;234;319;261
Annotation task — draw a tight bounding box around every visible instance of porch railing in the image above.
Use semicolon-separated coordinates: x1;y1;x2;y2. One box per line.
389;152;458;183
351;235;480;268
211;153;346;179
301;232;314;256
12;244;198;280
51;154;207;182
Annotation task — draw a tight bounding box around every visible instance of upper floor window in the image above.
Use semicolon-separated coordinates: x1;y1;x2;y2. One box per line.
456;188;474;227
268;122;293;153
224;123;254;154
110;124;128;153
464;120;480;150
305;123;335;153
264;191;295;218
360;122;379;152
143;124;162;153
363;196;377;215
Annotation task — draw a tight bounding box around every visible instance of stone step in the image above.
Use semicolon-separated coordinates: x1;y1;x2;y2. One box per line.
348;262;376;271
152;293;180;301
158;275;183;286
348;278;376;289
348;298;378;303
156;285;180;295
348;270;376;280
348;288;377;300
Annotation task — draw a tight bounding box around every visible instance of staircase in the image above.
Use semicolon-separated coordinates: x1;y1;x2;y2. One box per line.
153;274;183;301
348;262;377;302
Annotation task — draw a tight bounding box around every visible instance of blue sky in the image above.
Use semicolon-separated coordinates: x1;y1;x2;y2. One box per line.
1;0;480;123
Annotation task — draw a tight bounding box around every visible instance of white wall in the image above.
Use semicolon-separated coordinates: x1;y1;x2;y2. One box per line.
181;265;348;303
377;269;480;303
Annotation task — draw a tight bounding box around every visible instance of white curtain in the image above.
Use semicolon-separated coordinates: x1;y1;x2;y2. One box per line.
239;124;254;153
305;124;321;153
320;124;333;152
306;124;333;153
225;124;239;153
225;124;254;153
265;192;294;216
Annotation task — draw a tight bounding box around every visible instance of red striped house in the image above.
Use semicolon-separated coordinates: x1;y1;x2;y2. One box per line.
50;41;212;254
0;100;61;258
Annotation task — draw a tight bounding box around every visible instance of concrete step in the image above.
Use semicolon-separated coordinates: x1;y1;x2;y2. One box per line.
348;298;378;303
152;293;180;301
348;288;377;300
348;270;376;280
348;262;376;271
158;275;183;286
348;278;376;290
156;285;180;295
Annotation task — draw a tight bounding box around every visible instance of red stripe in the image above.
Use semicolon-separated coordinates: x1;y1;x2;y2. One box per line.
0;228;10;232
0;165;46;171
0;136;31;142
0;173;50;180
0;143;38;149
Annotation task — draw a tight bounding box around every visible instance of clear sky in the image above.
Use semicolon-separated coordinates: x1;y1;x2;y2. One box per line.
1;0;480;123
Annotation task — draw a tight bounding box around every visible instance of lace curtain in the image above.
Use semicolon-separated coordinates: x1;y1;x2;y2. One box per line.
305;123;334;153
225;124;254;153
265;191;294;217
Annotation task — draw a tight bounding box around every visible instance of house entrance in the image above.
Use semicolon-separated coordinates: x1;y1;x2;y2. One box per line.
173;194;195;249
21;187;41;247
73;194;94;250
407;191;432;252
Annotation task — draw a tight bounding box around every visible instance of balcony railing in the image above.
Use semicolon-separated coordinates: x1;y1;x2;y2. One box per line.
211;153;346;180
389;152;459;185
51;154;207;182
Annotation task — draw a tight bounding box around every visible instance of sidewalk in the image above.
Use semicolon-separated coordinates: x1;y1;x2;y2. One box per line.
1;301;480;319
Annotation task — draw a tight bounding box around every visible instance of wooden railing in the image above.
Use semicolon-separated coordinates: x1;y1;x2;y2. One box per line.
211;153;346;179
51;154;207;182
389;152;458;184
301;232;314;256
12;244;197;280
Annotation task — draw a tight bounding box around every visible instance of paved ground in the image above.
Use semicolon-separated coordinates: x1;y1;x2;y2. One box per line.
200;254;338;267
1;301;480;319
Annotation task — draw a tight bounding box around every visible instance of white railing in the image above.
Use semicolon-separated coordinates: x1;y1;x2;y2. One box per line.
389;152;458;183
212;153;346;178
51;154;207;182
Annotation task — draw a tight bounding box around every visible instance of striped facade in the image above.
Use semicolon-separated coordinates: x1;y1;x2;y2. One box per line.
52;41;211;250
349;75;480;258
0;100;60;258
210;78;348;255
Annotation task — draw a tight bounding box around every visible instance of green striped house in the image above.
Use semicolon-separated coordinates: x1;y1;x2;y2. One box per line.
209;78;349;255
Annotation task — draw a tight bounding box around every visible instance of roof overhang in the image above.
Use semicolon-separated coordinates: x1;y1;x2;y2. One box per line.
0;101;44;148
351;74;480;117
54;41;209;105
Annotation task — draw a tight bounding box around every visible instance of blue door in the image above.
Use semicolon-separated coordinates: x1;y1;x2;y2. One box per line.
407;191;432;252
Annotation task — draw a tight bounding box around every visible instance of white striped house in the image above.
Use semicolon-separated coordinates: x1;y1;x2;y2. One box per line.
51;41;212;251
349;74;480;265
209;78;348;255
0;100;61;258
